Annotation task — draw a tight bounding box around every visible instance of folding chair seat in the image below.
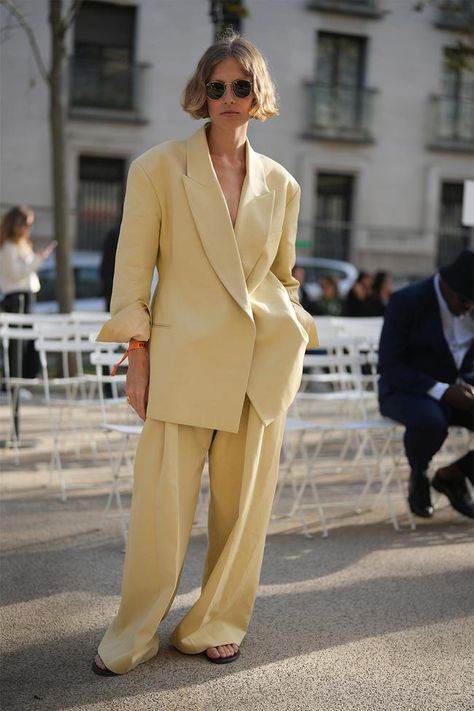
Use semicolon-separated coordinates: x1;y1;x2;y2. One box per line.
276;414;413;537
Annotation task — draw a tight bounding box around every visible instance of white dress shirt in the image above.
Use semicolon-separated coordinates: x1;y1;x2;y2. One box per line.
428;273;474;400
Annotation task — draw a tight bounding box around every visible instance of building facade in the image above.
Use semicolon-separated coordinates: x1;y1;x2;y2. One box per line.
1;0;473;274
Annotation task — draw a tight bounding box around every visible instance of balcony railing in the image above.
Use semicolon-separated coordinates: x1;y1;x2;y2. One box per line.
428;95;474;152
435;1;474;30
304;83;376;142
68;57;149;123
306;0;382;18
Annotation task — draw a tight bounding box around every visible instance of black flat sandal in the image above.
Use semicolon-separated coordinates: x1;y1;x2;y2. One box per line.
91;656;120;676
204;647;240;665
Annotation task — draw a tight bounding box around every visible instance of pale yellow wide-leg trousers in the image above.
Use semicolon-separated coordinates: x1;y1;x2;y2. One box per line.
97;396;286;674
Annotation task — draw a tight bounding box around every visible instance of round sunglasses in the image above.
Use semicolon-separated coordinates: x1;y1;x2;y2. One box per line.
205;79;252;101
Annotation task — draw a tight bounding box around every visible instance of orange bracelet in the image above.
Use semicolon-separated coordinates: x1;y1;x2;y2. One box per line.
129;340;147;351
111;340;147;376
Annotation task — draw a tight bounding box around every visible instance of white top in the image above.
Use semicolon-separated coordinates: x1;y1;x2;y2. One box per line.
0;240;42;295
427;273;474;400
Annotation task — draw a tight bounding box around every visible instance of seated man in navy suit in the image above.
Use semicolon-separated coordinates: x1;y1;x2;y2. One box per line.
378;249;474;519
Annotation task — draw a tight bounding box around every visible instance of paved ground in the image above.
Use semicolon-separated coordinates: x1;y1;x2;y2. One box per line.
1;400;473;711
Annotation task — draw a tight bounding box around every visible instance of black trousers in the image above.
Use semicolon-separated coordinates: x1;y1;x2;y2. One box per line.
380;391;473;481
2;291;40;380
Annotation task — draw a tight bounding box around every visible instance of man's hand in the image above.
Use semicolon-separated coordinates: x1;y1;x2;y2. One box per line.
441;383;474;411
126;347;150;420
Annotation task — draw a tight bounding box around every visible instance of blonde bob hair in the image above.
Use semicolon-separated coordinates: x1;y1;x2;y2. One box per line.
182;32;278;121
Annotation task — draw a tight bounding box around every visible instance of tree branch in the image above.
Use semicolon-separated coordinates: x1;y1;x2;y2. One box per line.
0;0;49;83
61;0;83;33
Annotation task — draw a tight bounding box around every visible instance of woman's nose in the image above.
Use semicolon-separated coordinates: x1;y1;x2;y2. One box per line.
223;85;235;103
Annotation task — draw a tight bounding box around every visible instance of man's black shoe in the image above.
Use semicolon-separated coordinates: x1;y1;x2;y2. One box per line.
432;466;474;519
408;471;434;518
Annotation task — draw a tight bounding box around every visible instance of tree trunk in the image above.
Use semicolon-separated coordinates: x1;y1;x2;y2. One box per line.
49;0;74;313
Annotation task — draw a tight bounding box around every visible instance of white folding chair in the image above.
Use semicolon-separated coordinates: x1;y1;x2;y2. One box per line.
0;313;66;458
34;328;116;499
297;349;379;419
1;322;42;459
330;317;384;345
275;418;328;538
90;349;142;542
278;415;413;535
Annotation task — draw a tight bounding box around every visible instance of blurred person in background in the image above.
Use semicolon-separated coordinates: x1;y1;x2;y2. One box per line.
371;270;393;316
314;275;343;316
378;249;474;520
343;271;379;317
0;206;55;379
292;265;316;314
100;222;121;312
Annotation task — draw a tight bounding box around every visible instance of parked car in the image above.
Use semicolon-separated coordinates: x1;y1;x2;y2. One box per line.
34;251;105;313
294;257;358;301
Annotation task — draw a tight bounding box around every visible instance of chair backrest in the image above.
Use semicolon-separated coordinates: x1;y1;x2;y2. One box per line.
70;311;109;326
0;312;65;327
90;348;138;425
330;317;383;345
313;316;345;342
299;348;379;420
34;332;117;403
303;351;369;388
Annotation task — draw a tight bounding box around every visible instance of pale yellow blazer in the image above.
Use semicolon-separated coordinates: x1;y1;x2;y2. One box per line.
97;123;318;432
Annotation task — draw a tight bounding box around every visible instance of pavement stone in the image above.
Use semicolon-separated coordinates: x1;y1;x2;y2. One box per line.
1;400;473;711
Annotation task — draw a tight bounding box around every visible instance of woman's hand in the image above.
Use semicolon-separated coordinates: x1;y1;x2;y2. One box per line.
38;241;57;261
126;347;150;420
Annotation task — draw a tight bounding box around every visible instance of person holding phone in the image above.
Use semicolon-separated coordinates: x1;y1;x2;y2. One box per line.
0;205;56;381
91;32;317;676
0;205;56;316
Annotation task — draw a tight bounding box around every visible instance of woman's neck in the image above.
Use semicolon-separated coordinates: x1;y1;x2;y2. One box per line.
206;122;247;163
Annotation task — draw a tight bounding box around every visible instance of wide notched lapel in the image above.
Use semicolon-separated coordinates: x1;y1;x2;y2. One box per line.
233;141;275;282
425;279;458;372
182;124;252;317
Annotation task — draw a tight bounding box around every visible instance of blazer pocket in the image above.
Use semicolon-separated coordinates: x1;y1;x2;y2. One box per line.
152;322;171;327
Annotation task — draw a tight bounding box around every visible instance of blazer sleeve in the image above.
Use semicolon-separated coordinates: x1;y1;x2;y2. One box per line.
96;160;161;343
378;290;438;394
270;184;319;348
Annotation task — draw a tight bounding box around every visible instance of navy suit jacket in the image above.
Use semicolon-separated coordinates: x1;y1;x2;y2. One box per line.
378;277;474;403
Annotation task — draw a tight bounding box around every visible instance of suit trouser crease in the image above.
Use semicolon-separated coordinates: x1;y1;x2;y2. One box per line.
97;396;286;674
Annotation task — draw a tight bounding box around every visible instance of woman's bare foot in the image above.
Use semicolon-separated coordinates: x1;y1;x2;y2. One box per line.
92;653;119;677
206;643;239;660
94;654;109;671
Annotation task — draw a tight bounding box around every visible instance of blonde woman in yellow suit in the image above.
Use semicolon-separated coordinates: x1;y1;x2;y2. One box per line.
92;33;317;676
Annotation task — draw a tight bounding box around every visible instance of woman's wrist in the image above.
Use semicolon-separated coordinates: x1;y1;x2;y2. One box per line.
128;340;148;359
128;339;147;350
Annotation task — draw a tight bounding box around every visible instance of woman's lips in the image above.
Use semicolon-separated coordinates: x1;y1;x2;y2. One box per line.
221;111;239;115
